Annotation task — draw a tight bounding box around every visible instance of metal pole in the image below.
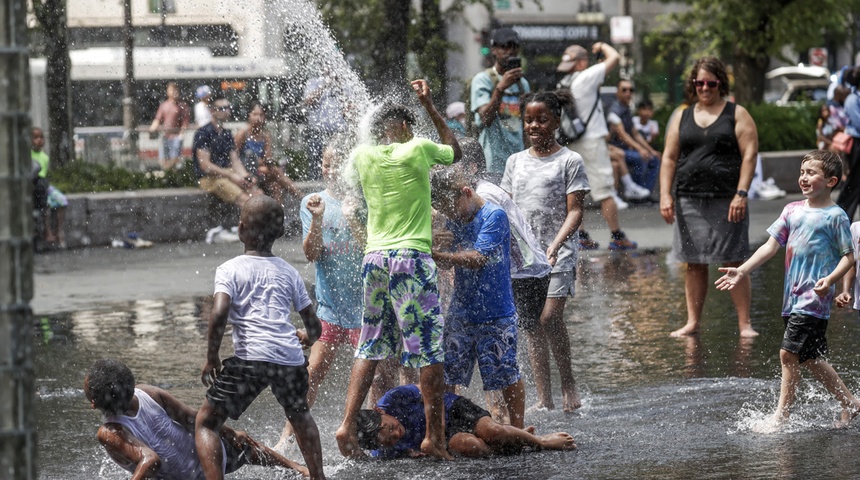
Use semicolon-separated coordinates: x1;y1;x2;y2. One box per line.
0;0;37;478
160;0;167;47
123;0;138;159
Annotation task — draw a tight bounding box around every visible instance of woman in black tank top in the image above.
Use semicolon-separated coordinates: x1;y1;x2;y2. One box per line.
659;57;760;339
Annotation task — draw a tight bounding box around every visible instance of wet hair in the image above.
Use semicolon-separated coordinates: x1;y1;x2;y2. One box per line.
802;149;842;188
685;56;730;100
636;99;654;111
86;359;135;415
371;102;416;140
324;132;353;159
519;90;573;121
459;137;486;173
240;195;285;248
430;167;472;208
356;409;383;450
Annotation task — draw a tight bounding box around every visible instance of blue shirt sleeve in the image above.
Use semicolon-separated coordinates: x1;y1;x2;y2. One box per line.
473;208;510;257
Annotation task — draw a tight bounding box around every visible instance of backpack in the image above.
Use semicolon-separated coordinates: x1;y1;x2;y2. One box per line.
463;68;525;137
556;72;600;145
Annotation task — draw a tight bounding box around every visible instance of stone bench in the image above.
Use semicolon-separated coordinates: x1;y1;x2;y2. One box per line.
760;150;807;194
62;183;320;249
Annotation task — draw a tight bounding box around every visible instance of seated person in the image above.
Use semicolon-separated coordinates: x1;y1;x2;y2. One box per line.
84;359;309;479
355;384;576;459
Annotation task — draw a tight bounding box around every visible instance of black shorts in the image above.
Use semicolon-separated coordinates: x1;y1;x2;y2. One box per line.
512;275;550;332
223;437;251;474
782;314;829;364
206;356;309;420
446;397;491;440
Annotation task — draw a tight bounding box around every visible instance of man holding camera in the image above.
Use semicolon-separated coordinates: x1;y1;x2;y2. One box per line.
470;27;530;177
556;42;638;251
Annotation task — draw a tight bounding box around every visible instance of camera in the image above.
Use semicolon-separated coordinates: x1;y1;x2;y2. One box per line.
502;56;521;71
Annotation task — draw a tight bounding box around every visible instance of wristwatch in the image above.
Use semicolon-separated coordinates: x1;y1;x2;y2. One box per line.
736;190;748;198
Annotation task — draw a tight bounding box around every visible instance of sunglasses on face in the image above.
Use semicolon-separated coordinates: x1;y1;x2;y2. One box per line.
214;105;231;112
693;80;720;89
621;87;635;93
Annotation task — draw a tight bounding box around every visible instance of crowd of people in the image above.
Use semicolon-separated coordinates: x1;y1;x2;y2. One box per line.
82;28;860;479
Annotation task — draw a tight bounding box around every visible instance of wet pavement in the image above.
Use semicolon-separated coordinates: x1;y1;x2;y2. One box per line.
33;195;799;315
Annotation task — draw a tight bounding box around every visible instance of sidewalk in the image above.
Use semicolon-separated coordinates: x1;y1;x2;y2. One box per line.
31;195;802;315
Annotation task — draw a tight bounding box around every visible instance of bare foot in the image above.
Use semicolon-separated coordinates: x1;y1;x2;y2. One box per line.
751;415;785;434
335;423;366;458
670;323;699;337
420;437;453;460
272;432;295;456
526;402;553;413
562;385;582;413
539;432;577;451
739;327;759;338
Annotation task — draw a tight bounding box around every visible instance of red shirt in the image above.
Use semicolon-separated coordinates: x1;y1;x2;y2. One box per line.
155;100;190;137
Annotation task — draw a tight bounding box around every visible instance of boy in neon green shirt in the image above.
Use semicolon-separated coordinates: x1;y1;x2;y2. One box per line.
336;79;461;460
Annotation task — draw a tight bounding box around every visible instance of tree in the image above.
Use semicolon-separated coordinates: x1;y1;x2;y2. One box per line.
31;0;73;166
648;0;860;104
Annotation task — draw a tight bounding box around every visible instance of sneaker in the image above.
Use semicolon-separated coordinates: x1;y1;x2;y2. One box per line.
624;182;651;200
205;226;224;245
755;178;786;200
608;232;638;251
126;232;154;248
613;194;629;211
578;230;599;250
213;229;240;243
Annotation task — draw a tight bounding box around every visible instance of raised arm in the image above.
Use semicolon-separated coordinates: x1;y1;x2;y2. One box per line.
302;194;326;262
411;79;462;162
593;42;620;73
201;292;230;386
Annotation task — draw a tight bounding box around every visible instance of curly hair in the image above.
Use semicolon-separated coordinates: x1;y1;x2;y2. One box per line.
85;359;136;415
685;56;730;101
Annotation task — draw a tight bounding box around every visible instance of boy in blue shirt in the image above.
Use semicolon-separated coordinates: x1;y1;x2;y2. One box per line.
354;385;575;458
430;168;526;428
716;150;860;432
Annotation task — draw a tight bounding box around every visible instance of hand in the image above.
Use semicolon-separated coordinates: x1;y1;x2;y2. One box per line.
637;146;651;160
591;42;605;54
546;242;561;267
728;195;748;223
836;292;852;308
497;68;523;91
813;278;833;297
433;228;454;251
411;79;432;106
201;358;220;387
296;329;312;348
306;194;326;219
715;267;744;291
659;194;675;224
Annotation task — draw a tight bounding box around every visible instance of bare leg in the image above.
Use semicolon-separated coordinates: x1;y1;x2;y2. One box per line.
805;358;860;426
543;297;580;412
501;379;526;428
599;196;621;232
287;410;326;480
723;261;758;337
400;365;419;385
276;340;338;450
369;356;400;406
775;349;802;423
671;263;708;337
335;358;378;458
467;417;576;454
237;432;310;477
524;328;553;410
195;399;228;480
419;363;453;460
484;390;510;425
54;207;66;247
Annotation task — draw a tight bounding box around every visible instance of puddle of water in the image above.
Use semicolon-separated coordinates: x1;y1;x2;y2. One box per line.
34;250;860;479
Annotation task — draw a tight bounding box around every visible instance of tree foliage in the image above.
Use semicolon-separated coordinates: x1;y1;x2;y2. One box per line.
646;0;860;104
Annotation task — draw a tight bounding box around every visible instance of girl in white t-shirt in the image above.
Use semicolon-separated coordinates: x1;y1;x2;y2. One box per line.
500;91;590;413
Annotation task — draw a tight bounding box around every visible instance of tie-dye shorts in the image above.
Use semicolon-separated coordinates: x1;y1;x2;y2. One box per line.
355;249;445;368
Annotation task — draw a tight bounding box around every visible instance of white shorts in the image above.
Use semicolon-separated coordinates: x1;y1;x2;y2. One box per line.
568;137;615;202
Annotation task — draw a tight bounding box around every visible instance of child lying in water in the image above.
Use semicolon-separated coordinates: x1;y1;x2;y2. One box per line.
356;384;576;458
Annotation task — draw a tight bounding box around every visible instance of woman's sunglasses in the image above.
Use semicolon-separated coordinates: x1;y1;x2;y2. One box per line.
693;80;720;89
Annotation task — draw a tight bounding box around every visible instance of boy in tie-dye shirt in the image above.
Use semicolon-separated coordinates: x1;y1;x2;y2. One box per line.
715;150;860;432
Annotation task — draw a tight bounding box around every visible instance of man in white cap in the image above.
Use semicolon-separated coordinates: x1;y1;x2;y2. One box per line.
557;42;637;251
445;101;467;137
195;85;213;128
470;27;530;178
